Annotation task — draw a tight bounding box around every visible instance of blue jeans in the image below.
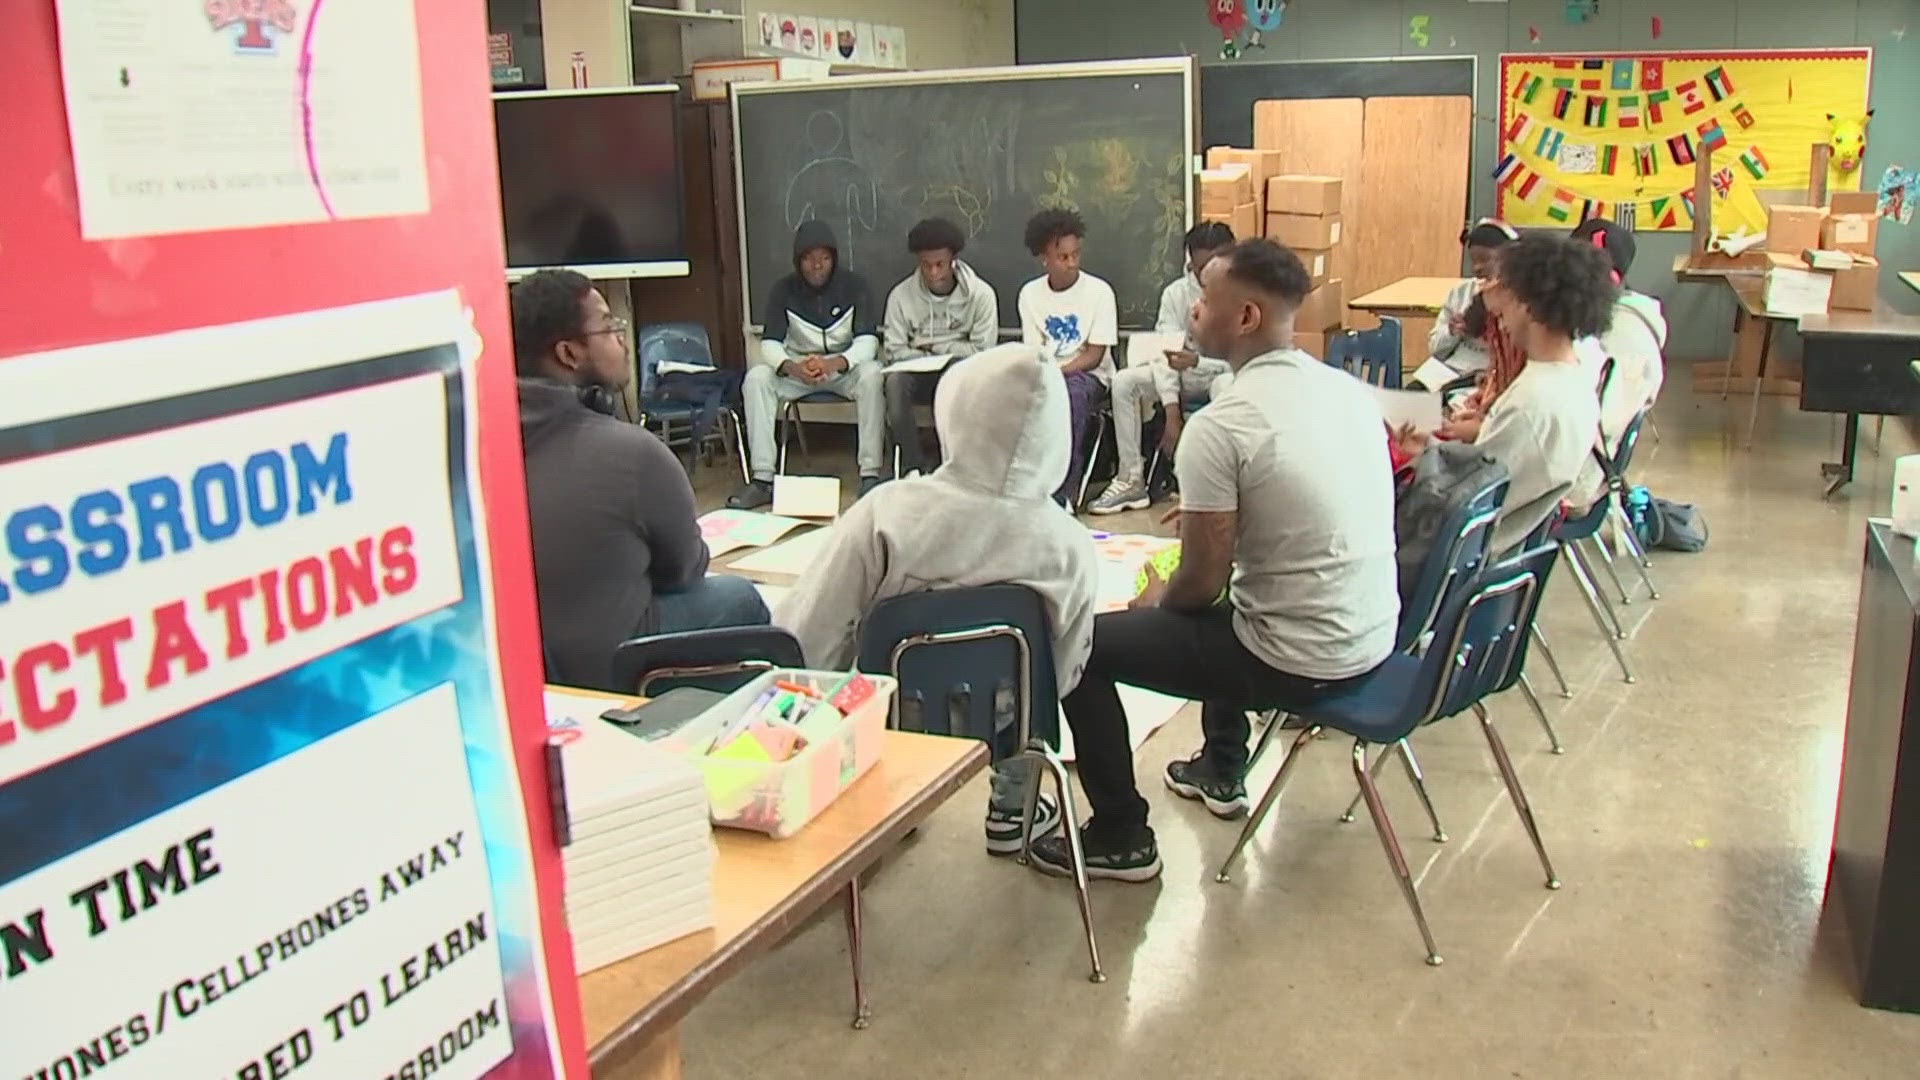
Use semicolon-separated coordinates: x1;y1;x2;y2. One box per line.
648;574;771;634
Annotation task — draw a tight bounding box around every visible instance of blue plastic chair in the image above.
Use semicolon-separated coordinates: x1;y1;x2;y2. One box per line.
1216;563;1562;966
854;585;1102;983
1326;315;1403;388
1546;410;1655;687
635;322;748;482
608;625;803;696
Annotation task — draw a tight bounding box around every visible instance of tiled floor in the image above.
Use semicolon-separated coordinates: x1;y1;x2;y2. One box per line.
675;380;1920;1078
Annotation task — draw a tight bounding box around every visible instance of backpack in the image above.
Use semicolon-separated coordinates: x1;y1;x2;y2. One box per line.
1626;486;1708;552
1394;440;1510;598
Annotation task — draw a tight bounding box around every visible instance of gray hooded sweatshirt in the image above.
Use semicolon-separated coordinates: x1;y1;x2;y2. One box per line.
774;343;1099;691
882;259;999;361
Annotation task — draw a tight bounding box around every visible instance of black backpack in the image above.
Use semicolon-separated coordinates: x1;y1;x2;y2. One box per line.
1394;440;1509;599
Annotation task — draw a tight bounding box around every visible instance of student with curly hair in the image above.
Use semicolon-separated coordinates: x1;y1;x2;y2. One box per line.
1017;207;1117;506
882;217;1000;476
1399;233;1613;554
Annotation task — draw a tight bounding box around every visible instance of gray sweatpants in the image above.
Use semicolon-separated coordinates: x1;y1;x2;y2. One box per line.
1110;362;1234;486
743;362;886;481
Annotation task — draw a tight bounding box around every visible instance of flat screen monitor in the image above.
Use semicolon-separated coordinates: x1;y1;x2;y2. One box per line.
493;85;689;280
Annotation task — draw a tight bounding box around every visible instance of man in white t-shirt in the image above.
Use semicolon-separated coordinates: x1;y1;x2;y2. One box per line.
1028;239;1400;883
1017;207;1117;507
1090;221;1237;514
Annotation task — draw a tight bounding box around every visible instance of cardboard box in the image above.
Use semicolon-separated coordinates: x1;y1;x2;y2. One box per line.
1199;165;1253;213
1266;175;1343;216
1823;212;1879;256
1766;204;1829;256
1207;146;1285;215
1291;330;1329;359
1295;278;1345;332
1762;254;1831;317
1829;255;1880;311
1201;201;1260;244
1829;190;1878;216
1266;211;1343;250
1294;246;1332;288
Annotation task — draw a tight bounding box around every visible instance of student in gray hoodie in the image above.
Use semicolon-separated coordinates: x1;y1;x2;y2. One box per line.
882;217;1000;475
776;343;1098;855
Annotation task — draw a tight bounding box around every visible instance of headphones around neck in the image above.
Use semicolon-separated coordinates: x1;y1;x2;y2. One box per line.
578;382;617;416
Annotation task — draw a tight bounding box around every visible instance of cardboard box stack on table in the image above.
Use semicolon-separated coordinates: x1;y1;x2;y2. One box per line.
1204;145;1284;240
1265;174;1345;335
1198;163;1258;243
1761;202;1882;315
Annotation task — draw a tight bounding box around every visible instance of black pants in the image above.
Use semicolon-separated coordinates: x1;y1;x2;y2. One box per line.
884;366;949;475
1062;605;1378;838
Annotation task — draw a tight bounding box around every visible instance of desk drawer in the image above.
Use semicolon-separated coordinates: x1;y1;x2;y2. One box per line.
1800;336;1920;416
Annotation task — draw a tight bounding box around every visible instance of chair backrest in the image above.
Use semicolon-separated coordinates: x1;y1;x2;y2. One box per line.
1326;315;1403;388
1474;541;1564;698
1609;410;1647;481
635;322;714;398
609;625;805;697
1396;473;1511;654
853;585;1059;763
1381;562;1543;741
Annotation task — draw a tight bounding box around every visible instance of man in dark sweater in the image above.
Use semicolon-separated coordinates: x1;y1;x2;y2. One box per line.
512;270;768;691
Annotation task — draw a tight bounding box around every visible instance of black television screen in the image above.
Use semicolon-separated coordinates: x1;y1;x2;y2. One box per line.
493;86;688;278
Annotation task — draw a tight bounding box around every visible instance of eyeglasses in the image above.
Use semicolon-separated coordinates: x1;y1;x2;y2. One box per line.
582;317;629;339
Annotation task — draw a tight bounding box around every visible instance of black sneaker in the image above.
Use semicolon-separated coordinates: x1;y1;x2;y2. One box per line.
984;793;1060;856
858;474;884;497
1029;826;1161;883
1164;752;1249;819
727;480;773;510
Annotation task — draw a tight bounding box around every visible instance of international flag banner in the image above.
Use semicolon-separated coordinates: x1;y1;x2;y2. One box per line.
1697;118;1728;155
1616;202;1637;231
1513;168;1542;200
1641;60;1665;90
1553;57;1578;70
1611;60;1634;90
1535;125;1565;161
1646;89;1669;125
1584;95;1608;127
1704;66;1735;101
1618;95;1641;128
1580;77;1603;91
1668;131;1695;165
1599;145;1620;175
1546;187;1577;222
1504;112;1536;145
1552;76;1576;90
1739;145;1770;180
1682;190;1697;218
1582;58;1606;72
1634;143;1658;176
1513;72;1545;103
1650;195;1678;228
1676;79;1706;115
1493;152;1523;184
1711;166;1734;199
1730;101;1756;128
1552;88;1575;120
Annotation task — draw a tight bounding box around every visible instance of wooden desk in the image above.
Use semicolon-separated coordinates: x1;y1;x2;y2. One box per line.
1832;520;1920;1011
554;686;989;1077
1347;276;1466;369
1694;276;1803;401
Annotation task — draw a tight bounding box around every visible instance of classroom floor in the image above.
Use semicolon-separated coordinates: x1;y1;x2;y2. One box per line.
674;380;1920;1079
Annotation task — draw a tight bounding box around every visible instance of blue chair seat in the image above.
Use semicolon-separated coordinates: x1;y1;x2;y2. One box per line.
1292;656;1424;745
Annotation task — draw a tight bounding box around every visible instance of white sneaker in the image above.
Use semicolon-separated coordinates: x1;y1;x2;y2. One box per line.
1088;481;1150;515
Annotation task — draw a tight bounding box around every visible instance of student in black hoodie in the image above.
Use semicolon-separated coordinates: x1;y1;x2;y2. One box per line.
513;270;769;690
729;220;884;509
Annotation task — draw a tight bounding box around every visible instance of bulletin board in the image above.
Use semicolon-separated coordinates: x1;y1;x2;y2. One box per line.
1495;50;1872;233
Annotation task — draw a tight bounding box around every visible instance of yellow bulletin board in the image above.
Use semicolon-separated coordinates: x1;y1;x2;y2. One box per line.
1495;50;1871;233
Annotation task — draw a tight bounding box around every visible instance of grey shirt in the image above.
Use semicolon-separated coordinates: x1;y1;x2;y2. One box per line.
1174;348;1400;679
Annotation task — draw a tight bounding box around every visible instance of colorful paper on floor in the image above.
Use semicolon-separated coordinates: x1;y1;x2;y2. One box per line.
1092;533;1181;612
727;525;838;583
698;508;812;557
772;474;841;519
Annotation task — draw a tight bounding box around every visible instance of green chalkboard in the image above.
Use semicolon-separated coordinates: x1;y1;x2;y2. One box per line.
731;59;1193;330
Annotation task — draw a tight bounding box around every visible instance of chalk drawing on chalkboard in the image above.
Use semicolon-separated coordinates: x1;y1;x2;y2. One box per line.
1036;141;1187;323
784;111;880;269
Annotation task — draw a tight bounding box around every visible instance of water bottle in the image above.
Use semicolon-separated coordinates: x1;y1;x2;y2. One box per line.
1626;485;1652;542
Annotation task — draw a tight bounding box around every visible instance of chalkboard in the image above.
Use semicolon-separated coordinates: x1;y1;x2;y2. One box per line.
732;59;1193;330
1200;57;1477;149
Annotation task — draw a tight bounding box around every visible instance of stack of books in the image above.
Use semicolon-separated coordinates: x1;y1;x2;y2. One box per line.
546;692;716;974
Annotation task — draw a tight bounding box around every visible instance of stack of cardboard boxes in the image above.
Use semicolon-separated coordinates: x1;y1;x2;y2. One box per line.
1265;174;1345;351
1761;195;1882;317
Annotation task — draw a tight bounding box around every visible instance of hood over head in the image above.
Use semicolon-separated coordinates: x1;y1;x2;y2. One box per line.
932;343;1069;500
792;220;839;274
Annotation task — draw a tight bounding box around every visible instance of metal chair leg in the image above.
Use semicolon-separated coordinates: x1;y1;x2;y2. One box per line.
1245;710;1284;769
726;408;750;485
1216;725;1319;883
1588;534;1633;607
1338;741;1395;824
1517;674;1564;754
1530;626;1572;699
1612;506;1661;597
1351;739;1444;966
1646;414;1661;444
1394;739;1448;842
1075;414;1108;510
1472;704;1562;890
777;402;793;476
845;879;871;1028
1027;746;1105;983
1565;545;1636;683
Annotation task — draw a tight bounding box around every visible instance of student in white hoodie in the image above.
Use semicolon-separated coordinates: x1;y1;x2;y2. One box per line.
1426;219;1519;376
1571;218;1667;453
1089;222;1237;515
776;344;1099;855
882;217;1000;476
